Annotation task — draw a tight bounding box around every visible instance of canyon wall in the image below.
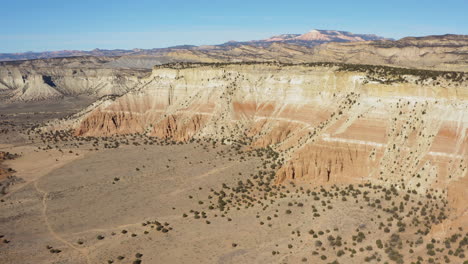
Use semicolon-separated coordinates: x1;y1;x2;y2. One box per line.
51;63;467;231
0;65;149;101
58;63;468;184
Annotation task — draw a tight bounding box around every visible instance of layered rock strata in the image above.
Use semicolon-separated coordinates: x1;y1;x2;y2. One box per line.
50;63;467;234
0;65;149;101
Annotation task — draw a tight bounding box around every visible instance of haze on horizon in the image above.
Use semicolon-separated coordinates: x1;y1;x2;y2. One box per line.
1;0;467;53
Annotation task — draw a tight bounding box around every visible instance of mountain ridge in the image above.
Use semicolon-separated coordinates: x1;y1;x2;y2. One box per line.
0;29;388;61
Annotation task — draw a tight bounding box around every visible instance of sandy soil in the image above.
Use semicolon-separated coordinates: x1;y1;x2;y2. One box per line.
1;138;466;264
0;100;466;264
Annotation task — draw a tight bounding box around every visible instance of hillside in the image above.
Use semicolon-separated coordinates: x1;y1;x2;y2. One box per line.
1;60;467;263
312;34;468;71
0;29;386;62
48;63;467;230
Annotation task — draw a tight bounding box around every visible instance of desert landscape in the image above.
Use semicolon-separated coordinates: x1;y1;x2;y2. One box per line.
0;56;467;264
0;2;467;263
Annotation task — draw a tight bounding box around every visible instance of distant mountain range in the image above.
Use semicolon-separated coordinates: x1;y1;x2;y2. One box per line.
225;29;389;47
0;29;388;61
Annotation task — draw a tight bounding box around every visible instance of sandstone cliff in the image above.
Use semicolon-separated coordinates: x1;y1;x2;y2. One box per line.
105;35;468;71
0;63;149;101
312;35;468;71
41;63;468;232
1;35;466;97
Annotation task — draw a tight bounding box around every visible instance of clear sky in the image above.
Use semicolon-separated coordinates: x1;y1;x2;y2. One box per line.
1;0;467;53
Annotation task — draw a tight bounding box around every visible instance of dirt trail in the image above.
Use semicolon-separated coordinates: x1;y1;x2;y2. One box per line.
34;180;91;264
168;163;237;197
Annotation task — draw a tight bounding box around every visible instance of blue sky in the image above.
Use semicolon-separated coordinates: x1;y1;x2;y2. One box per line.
1;0;467;52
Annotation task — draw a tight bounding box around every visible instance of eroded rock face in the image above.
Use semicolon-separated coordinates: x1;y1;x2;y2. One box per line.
66;64;468;180
53;63;467;232
312;34;468;71
0;65;149;101
2;34;466;71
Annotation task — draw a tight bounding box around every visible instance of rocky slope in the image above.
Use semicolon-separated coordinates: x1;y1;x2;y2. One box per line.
0;59;149;101
312;34;468;71
47;63;467;235
101;34;468;71
1;32;466;72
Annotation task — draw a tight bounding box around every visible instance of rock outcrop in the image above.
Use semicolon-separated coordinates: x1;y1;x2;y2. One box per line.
2;34;466;72
0;64;149;101
106;35;468;71
43;63;468;231
312;34;468;71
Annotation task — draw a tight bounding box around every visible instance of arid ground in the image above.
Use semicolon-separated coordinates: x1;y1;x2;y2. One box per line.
0;91;466;264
